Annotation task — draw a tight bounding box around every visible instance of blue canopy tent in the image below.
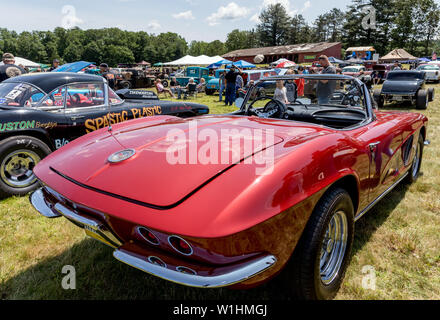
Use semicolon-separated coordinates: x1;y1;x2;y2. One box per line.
208;59;232;69
232;60;256;69
418;57;431;63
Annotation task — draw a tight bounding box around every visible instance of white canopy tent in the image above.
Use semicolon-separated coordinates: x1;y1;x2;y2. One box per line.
0;57;40;68
164;55;225;66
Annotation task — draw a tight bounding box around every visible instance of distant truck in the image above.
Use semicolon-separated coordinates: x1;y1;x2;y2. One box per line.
175;67;212;87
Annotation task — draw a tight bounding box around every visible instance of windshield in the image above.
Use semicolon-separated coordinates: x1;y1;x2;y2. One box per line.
0;82;45;107
417;65;439;71
387;72;424;81
342;67;362;73
245;77;366;112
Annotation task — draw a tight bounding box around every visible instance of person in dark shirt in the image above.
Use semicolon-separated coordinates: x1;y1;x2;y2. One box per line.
0;53;26;83
225;66;240;106
316;55;337;104
49;59;60;72
100;63;116;89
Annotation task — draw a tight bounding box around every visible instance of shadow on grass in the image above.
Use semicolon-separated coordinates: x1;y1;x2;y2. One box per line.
1;180;412;300
0;237;283;300
352;181;411;256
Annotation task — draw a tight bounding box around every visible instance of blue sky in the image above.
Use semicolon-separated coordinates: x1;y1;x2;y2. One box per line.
3;0;353;42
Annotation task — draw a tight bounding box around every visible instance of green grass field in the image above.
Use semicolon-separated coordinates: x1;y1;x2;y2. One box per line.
1;85;439;300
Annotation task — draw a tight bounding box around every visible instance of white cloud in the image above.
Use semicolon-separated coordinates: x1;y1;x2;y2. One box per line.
172;10;195;20
250;0;311;23
206;2;250;26
147;20;161;31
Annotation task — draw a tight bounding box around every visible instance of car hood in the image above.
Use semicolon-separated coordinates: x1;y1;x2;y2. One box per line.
382;80;422;93
41;116;290;208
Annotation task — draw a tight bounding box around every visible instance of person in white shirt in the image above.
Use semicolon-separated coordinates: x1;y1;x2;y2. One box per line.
274;80;289;104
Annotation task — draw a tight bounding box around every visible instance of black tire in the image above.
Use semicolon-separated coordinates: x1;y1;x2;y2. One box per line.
406;134;424;184
205;89;214;96
120;81;131;89
428;88;435;102
162;80;169;88
284;188;355;300
0;136;51;199
416;90;428;110
373;89;384;108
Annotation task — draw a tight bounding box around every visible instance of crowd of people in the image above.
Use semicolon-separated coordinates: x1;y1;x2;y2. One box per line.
0;51;424;108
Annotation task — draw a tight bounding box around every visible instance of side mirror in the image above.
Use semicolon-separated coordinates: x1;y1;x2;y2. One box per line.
235;97;244;109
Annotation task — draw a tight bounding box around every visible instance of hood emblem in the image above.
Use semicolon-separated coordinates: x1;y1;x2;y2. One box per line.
108;149;136;164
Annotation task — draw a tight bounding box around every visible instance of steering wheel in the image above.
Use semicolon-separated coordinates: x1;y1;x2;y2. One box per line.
247;96;286;119
336;83;361;106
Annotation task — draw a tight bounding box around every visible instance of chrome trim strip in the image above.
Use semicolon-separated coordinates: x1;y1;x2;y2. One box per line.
113;249;277;288
30;189;62;219
355;172;409;222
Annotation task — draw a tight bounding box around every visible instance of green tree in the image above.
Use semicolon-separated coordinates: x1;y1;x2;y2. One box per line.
256;4;291;46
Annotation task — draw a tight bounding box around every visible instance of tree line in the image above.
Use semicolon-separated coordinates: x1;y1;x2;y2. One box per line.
0;0;439;67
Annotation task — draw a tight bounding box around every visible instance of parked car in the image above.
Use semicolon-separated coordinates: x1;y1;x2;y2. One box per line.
205;69;279;95
416;64;440;83
371;64;394;84
0;72;209;198
341;65;370;77
373;70;434;109
176;67;212;87
31;74;428;300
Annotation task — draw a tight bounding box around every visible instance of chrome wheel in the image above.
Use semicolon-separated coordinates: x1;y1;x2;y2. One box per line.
0;150;41;188
412;140;421;178
320;210;348;285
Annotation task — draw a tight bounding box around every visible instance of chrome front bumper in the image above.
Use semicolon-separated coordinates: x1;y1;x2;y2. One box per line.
30;188;277;288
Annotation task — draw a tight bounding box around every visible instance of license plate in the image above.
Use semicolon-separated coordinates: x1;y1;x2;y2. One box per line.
394;96;403;101
85;227;116;248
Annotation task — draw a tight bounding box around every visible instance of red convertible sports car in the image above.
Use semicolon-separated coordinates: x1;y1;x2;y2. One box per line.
30;74;428;300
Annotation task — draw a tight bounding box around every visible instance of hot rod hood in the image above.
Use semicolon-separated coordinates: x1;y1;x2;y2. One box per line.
382;80;422;94
35;116;334;209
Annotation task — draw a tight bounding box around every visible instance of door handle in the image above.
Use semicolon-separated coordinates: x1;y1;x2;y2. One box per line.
70;116;85;121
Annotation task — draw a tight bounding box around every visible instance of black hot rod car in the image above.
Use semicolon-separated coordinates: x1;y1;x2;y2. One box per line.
373;70;434;110
0;72;209;198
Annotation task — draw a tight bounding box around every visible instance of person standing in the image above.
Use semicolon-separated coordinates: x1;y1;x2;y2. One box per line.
392;61;402;71
225;66;238;106
99;63;116;89
0;53;26;83
218;70;226;102
316;55;337;104
49;59;60;71
235;70;244;96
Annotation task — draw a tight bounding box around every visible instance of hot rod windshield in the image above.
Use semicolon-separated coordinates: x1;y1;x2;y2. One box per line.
0;82;45;107
386;72;424;81
244;76;367;112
